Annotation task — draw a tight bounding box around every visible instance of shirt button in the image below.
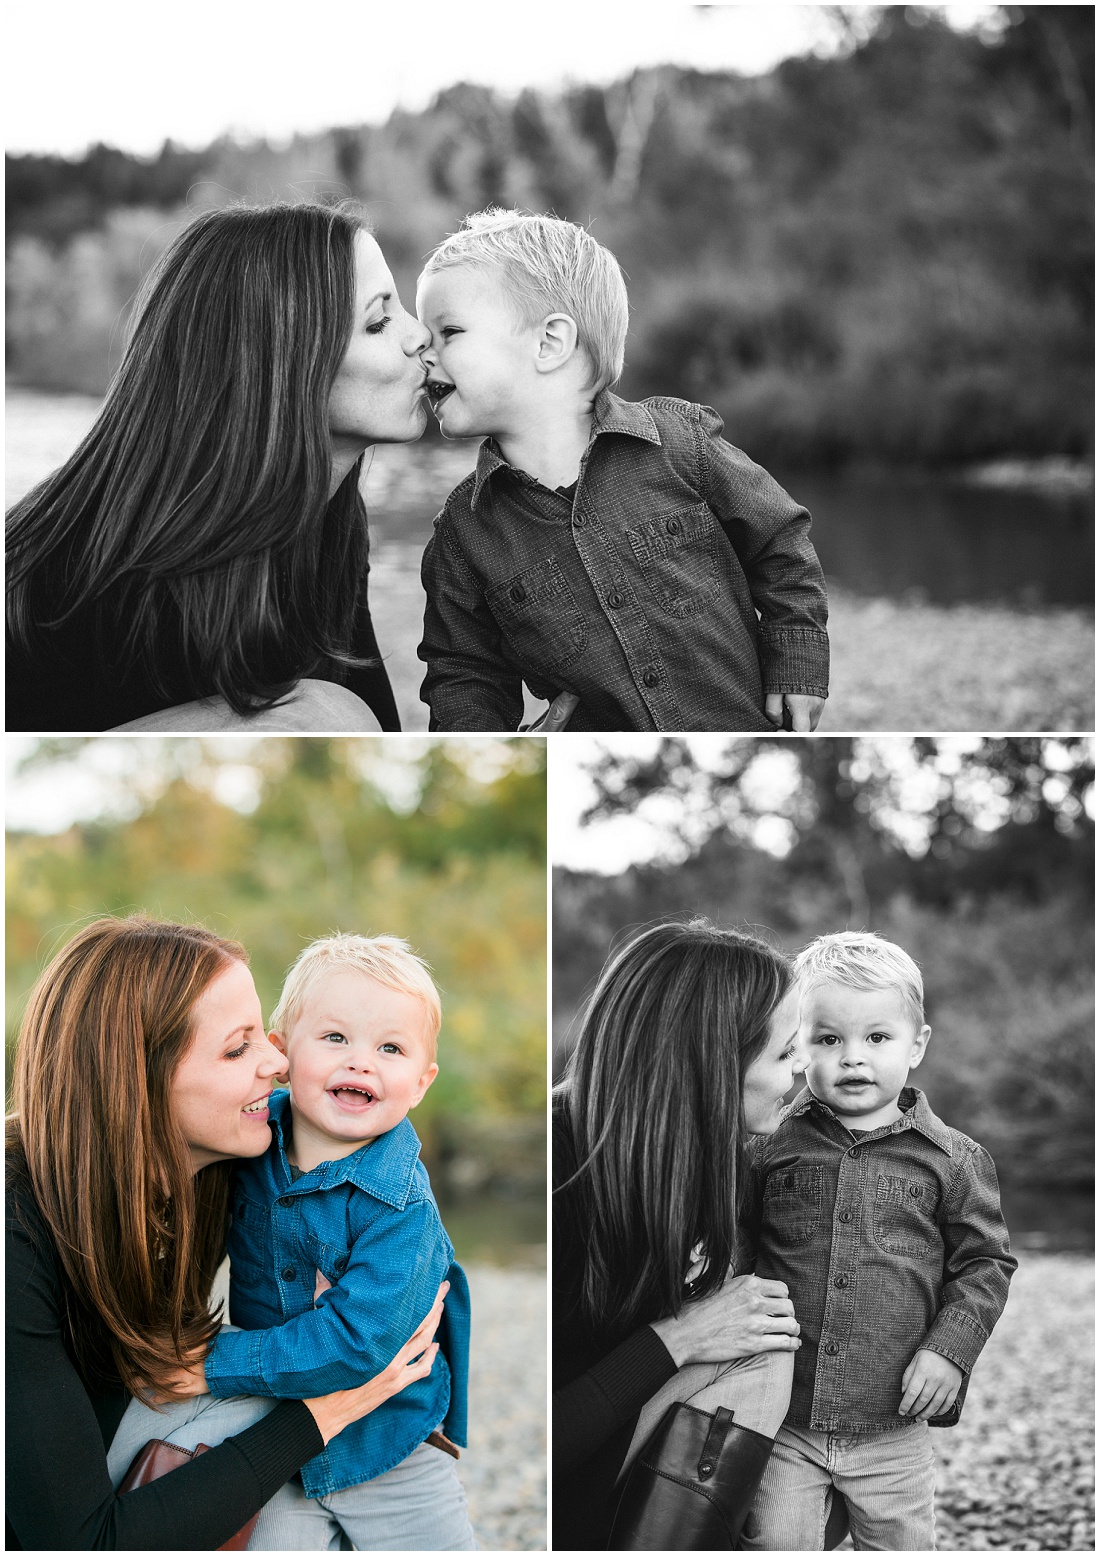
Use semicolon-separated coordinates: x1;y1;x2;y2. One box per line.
666;517;682;535
510;584;527;604
573;512;586;527
277;1197;293;1208
607;590;624;609
909;1185;921;1197
850;1147;861;1158
834;1274;850;1288
839;1209;853;1223
825;1341;840;1355
642;669;660;687
281;1266;297;1282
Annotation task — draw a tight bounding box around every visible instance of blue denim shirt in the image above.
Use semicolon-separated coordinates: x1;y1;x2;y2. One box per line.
205;1092;470;1495
418;392;829;731
747;1087;1015;1433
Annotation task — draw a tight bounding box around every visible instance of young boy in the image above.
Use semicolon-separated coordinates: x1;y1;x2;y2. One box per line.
203;934;477;1550
743;932;1016;1552
415;208;829;733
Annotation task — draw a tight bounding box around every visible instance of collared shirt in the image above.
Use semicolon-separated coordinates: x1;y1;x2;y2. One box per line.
747;1087;1016;1432
205;1092;470;1496
418;392;829;731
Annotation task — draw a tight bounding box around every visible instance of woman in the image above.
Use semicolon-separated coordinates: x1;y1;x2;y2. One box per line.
553;919;808;1551
6;202;429;732
6;916;446;1550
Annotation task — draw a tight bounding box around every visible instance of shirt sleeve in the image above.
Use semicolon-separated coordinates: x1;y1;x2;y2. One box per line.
207;1199;450;1400
552;1324;677;1474
6;1194;322;1552
698;406;830;698
919;1141;1018;1373
418;519;526;731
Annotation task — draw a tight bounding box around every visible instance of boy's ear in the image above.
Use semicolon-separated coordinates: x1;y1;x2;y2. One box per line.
534;312;580;373
409;1063;440;1110
268;1029;288;1057
908;1024;932;1069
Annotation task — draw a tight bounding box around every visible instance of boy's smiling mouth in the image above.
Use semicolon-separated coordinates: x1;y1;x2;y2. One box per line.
425;379;455;407
329;1084;377;1112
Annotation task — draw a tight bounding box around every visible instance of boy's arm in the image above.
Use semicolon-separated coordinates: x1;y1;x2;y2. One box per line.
418;522;526;731
698;406;830;703
206;1200;451;1399
917;1141;1018;1376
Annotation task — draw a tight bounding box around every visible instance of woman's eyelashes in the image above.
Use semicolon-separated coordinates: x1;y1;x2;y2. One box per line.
225;1040;250;1060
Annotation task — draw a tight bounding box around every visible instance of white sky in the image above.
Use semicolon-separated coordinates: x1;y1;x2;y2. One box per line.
6;2;1000;156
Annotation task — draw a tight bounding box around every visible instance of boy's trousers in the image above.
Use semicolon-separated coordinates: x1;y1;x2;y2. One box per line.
739;1419;937;1551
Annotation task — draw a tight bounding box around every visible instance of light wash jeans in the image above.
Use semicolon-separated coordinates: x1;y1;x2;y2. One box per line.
619;1347;795;1479
740;1420;937;1551
106;1388;477;1550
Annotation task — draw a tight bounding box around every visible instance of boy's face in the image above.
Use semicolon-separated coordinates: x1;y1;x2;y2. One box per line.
801;979;930;1131
273;967;438;1159
416;264;537;439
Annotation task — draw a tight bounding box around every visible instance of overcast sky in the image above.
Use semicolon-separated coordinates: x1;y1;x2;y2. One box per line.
7;2;999;156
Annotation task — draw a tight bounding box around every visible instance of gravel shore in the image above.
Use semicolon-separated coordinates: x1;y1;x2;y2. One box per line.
458;1264;547;1552
932;1252;1094;1552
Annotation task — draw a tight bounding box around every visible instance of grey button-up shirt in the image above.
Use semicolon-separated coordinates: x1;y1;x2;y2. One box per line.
418;392;829;731
747;1087;1016;1431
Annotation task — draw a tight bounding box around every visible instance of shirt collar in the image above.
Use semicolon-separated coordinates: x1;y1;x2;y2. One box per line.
787;1085;955;1156
267;1089;424;1208
469;390;662;510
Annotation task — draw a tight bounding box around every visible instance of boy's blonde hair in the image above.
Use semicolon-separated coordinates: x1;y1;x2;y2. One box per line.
421;207;630;392
270;933;442;1059
795;931;925;1029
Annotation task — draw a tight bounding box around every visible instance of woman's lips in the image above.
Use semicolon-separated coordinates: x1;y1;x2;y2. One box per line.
241;1093;271;1118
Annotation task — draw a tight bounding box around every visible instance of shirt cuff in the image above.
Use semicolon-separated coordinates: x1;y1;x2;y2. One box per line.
206;1328;274;1398
758;627;830;698
919;1305;990;1375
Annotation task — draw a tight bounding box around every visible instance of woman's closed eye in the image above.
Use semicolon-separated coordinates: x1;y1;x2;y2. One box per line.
225;1041;250;1060
365;313;391;335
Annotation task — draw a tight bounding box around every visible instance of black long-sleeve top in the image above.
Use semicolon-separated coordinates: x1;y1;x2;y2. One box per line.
552;1099;678;1551
5;583;400;732
6;1161;325;1550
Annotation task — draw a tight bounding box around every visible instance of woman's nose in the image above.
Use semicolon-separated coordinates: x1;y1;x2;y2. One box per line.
403;309;432;356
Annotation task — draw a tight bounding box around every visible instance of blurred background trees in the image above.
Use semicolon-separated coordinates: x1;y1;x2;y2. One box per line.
553;737;1093;1241
6;737;547;1261
7;5;1093;468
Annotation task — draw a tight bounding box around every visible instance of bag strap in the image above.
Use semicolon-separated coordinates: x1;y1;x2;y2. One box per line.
697;1406;735;1480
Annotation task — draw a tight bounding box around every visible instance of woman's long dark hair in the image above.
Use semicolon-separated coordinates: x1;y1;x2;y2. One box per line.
7;917;245;1396
7;201;374;714
556;918;792;1342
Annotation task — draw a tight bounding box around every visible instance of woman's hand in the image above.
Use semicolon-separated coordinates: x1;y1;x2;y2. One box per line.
303;1282;448;1446
650;1273;800;1368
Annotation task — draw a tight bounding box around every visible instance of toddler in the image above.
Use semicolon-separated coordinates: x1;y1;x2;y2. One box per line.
743;932;1016;1551
415;208;829;733
204;933;476;1550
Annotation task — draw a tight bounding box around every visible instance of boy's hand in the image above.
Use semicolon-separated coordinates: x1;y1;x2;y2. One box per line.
525;691;579;731
765;693;825;732
899;1348;964;1420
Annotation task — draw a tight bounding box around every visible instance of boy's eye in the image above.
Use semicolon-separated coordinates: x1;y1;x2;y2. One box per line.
440;326;461;338
380;1042;402;1055
816;1033;840;1046
867;1031;889;1044
322;1031;348;1044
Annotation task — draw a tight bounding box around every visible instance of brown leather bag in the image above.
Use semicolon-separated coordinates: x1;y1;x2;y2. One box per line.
119;1438;260;1550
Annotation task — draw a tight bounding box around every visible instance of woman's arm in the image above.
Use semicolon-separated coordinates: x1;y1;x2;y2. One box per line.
5;1196;437;1550
551;1274;800;1475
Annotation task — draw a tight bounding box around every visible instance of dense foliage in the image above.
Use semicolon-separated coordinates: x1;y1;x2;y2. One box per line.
7;7;1092;465
6;738;547;1189
553;737;1093;1192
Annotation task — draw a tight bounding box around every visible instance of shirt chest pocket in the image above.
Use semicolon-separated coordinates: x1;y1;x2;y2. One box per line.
230;1194;273;1288
763;1164;823;1247
873;1175;940;1258
625;503;722;619
487;557;588;672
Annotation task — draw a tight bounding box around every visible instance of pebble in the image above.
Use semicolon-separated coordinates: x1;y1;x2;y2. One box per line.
457;1263;547;1552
